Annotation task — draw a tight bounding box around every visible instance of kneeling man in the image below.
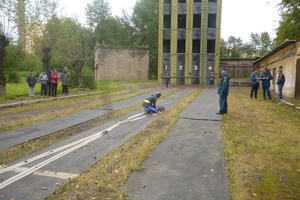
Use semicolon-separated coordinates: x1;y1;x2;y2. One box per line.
143;92;161;114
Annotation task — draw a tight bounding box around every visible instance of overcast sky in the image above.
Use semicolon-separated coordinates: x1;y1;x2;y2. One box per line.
58;0;282;42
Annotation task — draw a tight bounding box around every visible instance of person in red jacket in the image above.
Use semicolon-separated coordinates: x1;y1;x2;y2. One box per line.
51;69;59;97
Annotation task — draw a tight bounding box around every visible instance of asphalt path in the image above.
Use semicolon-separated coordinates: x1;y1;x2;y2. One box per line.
124;89;230;200
0;88;194;200
0;88;172;150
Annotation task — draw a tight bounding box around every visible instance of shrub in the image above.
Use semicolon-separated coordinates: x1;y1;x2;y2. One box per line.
82;65;96;89
6;71;20;83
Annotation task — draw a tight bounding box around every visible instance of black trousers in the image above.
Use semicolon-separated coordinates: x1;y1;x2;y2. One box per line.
62;84;69;95
52;84;58;97
262;86;272;99
41;84;47;96
47;83;52;96
250;84;259;99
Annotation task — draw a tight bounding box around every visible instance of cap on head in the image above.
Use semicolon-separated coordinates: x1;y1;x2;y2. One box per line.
156;92;161;98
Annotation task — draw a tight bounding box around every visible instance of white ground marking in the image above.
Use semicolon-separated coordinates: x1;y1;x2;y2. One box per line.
0;112;146;190
12;167;79;180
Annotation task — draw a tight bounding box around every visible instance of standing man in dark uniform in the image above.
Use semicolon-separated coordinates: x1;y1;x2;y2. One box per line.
217;67;230;115
250;70;260;99
261;68;273;100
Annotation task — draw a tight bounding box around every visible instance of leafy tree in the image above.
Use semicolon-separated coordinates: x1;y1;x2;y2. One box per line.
86;0;111;30
275;0;300;44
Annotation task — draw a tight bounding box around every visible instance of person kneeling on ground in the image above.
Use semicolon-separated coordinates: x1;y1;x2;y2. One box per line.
143;92;162;114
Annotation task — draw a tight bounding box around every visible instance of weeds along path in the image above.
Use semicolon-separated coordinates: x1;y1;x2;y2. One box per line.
0;89;179;165
0;88;153;132
0;89;195;200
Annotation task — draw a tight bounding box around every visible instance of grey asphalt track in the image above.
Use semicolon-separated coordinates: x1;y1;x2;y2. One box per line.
124;89;229;200
0;89;194;200
0;88;171;150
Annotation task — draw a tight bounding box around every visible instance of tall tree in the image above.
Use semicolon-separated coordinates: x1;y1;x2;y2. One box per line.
275;0;300;44
85;0;111;30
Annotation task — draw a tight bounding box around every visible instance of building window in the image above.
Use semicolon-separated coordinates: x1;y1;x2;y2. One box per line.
178;14;186;29
163;40;171;53
194;0;202;2
208;14;216;28
177;40;186;53
193;14;201;28
209;0;217;2
178;0;186;3
164;0;171;4
164;15;171;29
207;39;215;53
192;40;201;53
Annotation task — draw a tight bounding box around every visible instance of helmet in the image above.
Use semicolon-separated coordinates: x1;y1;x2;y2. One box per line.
156;92;161;98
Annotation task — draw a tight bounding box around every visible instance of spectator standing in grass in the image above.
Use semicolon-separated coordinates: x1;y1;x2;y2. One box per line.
261;68;273;100
46;69;52;96
27;72;37;97
51;69;59;97
250;70;260;99
61;67;71;95
277;68;286;100
217;67;230;115
39;70;48;97
208;71;216;88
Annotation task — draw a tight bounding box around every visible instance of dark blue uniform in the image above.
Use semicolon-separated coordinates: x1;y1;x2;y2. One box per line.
261;72;273;99
218;74;230;114
143;95;158;114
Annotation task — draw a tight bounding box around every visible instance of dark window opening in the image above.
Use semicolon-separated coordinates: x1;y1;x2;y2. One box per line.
178;14;186;29
164;0;171;4
194;0;202;2
164;15;171;29
177;40;186;53
209;0;217;2
163;40;171;53
193;14;201;28
208;14;216;28
207;39;215;53
192;40;201;53
178;0;186;3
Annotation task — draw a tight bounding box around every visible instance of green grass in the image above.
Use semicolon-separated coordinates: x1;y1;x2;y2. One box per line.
223;87;300;200
288;98;300;107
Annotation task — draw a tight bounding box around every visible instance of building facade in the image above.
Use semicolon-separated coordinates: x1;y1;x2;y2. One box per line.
158;0;222;85
94;45;149;81
253;40;300;99
220;58;256;78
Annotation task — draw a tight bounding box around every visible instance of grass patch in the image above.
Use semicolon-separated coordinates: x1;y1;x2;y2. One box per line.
0;89;179;165
223;87;300;200
46;89;201;200
288;98;300;107
0;89;152;132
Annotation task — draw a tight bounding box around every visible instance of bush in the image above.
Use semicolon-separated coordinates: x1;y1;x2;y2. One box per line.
6;71;20;83
82;65;96;89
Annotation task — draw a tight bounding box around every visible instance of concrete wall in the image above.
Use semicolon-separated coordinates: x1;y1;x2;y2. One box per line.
95;45;149;81
220;58;255;78
255;41;300;98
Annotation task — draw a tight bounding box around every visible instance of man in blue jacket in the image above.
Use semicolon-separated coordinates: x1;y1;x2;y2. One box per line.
250;70;260;99
277;69;285;99
261;68;273;100
217;67;230;115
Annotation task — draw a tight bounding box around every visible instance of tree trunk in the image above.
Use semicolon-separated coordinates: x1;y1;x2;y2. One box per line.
0;34;10;96
72;61;84;88
42;47;51;70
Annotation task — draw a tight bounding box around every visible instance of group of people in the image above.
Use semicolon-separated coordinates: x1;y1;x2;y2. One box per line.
26;67;71;97
250;67;286;100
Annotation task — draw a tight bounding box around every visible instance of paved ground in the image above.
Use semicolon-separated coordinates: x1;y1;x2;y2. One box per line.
0;89;193;200
124;89;229;200
0;88;169;150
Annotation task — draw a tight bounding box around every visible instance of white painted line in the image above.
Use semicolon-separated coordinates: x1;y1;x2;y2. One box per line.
0;112;146;190
129;116;147;122
12;167;79;180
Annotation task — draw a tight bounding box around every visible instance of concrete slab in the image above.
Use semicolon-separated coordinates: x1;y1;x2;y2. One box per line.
180;88;222;121
0;89;194;200
124;89;229;200
0;88;171;150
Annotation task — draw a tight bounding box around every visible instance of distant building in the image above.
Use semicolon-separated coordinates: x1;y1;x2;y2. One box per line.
220;58;256;78
254;40;300;99
25;24;45;54
158;0;222;85
94;45;149;81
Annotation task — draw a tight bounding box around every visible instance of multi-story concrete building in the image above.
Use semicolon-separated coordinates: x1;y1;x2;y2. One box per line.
158;0;222;85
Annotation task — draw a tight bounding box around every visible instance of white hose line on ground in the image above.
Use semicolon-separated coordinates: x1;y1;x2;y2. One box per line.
0;112;144;175
0;112;145;190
